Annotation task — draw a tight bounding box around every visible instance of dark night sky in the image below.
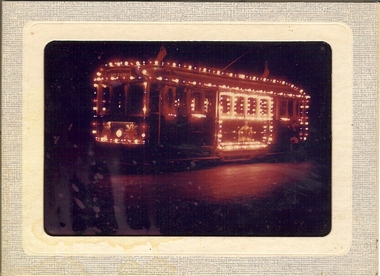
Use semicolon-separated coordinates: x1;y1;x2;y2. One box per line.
44;41;331;145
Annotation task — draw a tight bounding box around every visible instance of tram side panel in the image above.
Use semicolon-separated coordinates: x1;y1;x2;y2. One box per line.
153;85;217;149
214;91;271;160
91;64;310;162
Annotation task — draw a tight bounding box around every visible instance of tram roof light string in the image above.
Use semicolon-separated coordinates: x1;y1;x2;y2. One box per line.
96;59;308;98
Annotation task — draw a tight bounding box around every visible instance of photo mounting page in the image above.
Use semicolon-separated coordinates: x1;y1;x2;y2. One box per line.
44;41;331;237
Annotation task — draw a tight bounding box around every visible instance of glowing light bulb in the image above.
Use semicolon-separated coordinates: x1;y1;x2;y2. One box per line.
116;129;123;138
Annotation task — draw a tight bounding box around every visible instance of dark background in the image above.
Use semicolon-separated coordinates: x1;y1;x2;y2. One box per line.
44;41;331;154
44;42;332;236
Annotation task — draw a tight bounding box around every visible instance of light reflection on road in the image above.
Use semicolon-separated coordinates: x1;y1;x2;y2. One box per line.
110;162;321;203
104;161;330;236
46;158;330;236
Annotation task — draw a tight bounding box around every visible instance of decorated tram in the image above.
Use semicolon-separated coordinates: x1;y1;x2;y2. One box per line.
91;59;310;162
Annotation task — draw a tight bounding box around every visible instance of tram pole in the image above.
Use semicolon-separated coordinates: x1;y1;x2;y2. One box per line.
222;48;254;72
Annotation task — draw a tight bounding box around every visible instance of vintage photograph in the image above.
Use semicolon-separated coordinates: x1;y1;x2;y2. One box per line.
44;41;332;236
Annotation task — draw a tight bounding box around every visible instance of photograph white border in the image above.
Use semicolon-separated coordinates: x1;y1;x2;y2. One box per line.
22;22;352;256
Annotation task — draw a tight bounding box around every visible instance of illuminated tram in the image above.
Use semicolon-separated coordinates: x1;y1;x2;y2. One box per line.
91;60;310;162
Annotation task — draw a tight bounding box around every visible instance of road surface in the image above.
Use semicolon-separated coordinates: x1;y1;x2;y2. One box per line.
44;149;331;237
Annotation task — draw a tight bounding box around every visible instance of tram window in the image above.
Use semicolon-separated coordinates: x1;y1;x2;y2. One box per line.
101;86;110;114
288;101;294;117
191;91;203;113
164;87;176;114
220;95;231;115
204;91;215;116
247;97;257;116
110;85;126;115
176;87;187;116
260;99;268;116
166;88;174;109
127;84;144;115
279;100;287;116
204;96;215;115
204;98;209;113
234;97;245;115
300;101;306;116
295;101;301;116
149;84;160;113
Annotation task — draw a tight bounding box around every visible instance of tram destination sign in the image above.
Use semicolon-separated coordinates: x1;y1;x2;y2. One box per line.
105;68;131;80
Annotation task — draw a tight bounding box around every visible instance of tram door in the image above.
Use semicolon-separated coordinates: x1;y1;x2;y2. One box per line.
204;90;217;146
161;85;178;145
188;89;217;146
148;83;160;146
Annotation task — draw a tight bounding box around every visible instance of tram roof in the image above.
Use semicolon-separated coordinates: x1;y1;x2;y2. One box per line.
93;60;309;99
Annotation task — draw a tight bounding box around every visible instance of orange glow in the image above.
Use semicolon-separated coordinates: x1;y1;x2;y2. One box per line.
217;142;268;151
219;92;272;120
92;59;310;153
96;135;145;145
191;114;206;119
94;59;307;98
115;129;123;138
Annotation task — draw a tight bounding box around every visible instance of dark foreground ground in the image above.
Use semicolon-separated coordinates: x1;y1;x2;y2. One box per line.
45;143;331;237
